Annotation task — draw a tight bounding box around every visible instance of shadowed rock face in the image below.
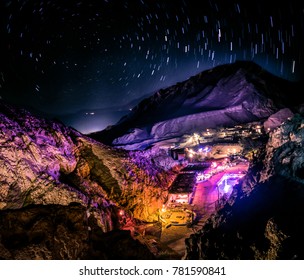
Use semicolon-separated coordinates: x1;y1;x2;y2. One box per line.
0;101;180;259
90;61;302;150
263;108;294;131
184;114;304;260
0;203;155;260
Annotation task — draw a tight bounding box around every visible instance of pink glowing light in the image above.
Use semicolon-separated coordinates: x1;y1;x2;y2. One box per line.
223;183;232;193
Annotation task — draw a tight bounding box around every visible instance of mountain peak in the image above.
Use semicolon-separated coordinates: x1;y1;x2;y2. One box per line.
89;61;301;149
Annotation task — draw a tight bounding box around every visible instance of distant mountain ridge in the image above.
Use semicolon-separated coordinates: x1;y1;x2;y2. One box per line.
90;61;303;150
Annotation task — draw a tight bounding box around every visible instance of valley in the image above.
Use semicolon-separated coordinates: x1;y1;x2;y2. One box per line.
1;61;304;260
129;124;254;259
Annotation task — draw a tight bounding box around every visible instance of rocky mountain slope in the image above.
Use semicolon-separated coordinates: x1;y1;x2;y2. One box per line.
90;61;302;150
0;102;180;259
184;114;304;260
1;60;303;260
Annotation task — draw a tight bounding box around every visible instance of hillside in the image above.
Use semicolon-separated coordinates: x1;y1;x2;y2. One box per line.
0;101;180;259
184;114;304;259
90;61;302;150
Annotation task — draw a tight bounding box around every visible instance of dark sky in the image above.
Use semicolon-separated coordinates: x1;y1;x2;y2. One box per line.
1;0;304;133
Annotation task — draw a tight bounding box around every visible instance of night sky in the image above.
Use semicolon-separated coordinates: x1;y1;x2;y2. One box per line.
1;0;304;133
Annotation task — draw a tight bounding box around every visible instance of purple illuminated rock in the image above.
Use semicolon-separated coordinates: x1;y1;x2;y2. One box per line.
263;108;294;131
91;61;301;150
0;101;180;259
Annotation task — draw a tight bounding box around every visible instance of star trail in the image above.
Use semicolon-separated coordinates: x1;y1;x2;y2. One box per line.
0;0;303;132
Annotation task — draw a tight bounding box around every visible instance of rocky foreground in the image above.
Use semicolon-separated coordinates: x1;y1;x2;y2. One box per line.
0;102;180;259
184;114;304;260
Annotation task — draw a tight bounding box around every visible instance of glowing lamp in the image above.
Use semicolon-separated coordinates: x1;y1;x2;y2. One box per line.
224;184;232;193
203;147;210;152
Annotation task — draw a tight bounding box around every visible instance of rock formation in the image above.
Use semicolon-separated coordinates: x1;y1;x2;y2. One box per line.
263;108;294;131
90;61;302;150
1;61;303;260
0;101;180;259
0;203;155;260
184;114;304;260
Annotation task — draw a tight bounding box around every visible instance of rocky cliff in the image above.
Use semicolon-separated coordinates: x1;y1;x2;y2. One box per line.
184;114;304;260
90;61;302;150
0;102;180;259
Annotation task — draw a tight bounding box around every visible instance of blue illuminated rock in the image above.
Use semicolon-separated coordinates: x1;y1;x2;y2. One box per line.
184;114;304;260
